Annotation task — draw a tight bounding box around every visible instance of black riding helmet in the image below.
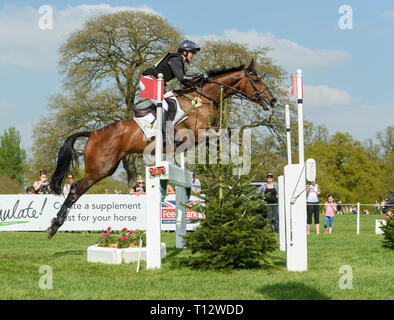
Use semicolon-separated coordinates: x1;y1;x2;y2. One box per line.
178;40;201;54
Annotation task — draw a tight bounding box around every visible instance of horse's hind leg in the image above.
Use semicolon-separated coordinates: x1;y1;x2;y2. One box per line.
47;174;101;238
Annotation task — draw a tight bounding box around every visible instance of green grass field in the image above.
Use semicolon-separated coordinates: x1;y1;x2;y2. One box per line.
0;214;393;300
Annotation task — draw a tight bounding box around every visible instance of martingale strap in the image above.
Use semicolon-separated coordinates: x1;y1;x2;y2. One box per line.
182;95;203;115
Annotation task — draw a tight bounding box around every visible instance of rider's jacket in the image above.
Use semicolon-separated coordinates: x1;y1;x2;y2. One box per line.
142;53;196;86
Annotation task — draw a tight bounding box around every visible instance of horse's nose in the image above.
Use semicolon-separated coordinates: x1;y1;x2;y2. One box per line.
270;98;277;107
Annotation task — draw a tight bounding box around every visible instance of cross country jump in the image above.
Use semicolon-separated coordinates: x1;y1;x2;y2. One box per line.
46;59;277;238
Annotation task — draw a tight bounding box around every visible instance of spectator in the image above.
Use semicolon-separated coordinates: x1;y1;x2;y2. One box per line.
257;173;279;233
363;209;369;215
26;186;35;194
191;172;201;194
306;180;321;235
104;189;109;194
33;169;51;194
324;194;337;234
374;200;380;215
129;177;146;195
337;201;342;215
381;198;387;215
62;173;74;196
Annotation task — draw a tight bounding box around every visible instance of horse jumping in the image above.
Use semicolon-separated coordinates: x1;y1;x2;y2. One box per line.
47;59;276;238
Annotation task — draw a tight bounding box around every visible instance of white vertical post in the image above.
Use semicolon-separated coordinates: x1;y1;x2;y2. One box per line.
175;186;187;248
146;73;164;269
296;69;304;164
285;104;292;165
146;167;162;269
284;164;307;272
357;202;360;235
278;175;286;251
155;73;164;165
176;152;186;248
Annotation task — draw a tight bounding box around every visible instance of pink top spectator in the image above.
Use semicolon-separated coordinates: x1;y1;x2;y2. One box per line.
324;202;337;217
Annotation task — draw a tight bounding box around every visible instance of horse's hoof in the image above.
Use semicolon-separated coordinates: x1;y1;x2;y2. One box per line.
46;219;59;239
46;227;55;239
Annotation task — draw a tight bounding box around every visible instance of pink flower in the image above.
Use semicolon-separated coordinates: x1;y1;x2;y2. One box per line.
121;237;128;241
122;228;127;232
102;232;110;237
127;230;133;235
107;227;111;231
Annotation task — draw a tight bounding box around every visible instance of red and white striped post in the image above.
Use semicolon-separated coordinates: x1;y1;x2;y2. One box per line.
140;73;165;269
291;69;304;164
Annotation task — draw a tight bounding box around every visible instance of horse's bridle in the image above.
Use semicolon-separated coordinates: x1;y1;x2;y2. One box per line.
244;69;273;109
191;69;273;109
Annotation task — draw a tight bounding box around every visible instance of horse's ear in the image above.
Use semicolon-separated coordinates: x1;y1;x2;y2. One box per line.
247;59;256;72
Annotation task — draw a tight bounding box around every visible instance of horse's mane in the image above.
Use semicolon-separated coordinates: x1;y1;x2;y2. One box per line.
207;65;244;78
174;65;246;95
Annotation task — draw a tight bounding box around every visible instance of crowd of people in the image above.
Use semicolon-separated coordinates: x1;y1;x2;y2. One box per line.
25;170;202;196
256;173;392;235
25;169;391;235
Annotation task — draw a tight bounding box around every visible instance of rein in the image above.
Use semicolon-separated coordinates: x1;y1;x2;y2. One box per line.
189;69;272;108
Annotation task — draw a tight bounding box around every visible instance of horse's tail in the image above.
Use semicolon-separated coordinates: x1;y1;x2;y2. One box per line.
50;131;91;195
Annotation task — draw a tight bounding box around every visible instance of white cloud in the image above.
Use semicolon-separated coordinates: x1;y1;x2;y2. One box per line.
0;99;13;118
0;4;161;70
190;29;352;69
303;85;353;106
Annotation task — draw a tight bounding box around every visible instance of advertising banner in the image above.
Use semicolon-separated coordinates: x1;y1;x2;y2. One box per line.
0;194;202;231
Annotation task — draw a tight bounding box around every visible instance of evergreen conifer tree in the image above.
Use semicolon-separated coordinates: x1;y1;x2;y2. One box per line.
180;100;277;269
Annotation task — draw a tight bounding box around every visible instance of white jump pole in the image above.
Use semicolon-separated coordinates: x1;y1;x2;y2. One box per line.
146;73;164;269
176;151;187;248
284;69;307;272
155;74;164;165
296;69;304;164
285;104;292;165
278;175;286;251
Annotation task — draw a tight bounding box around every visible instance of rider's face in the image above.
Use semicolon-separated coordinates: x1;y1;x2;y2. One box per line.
183;51;195;63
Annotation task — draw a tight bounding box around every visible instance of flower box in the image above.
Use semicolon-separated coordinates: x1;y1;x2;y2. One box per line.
87;243;167;265
375;219;387;235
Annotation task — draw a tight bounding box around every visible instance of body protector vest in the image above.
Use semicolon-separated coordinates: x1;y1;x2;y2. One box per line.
142;53;184;85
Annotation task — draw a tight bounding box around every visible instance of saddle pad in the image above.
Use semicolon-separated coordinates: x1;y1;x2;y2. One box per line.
133;93;188;140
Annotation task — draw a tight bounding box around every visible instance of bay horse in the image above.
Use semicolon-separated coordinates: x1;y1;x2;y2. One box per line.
46;59;276;238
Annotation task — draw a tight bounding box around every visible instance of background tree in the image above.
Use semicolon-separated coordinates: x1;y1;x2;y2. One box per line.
0;127;26;186
376;126;394;196
305;132;384;203
191;39;296;179
28;10;182;186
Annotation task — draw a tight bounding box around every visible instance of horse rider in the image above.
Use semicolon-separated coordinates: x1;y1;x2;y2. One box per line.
140;40;207;143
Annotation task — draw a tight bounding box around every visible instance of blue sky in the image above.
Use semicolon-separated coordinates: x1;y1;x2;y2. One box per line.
0;0;393;154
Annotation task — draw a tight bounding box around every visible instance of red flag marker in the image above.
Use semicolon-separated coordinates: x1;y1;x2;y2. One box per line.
139;76;163;102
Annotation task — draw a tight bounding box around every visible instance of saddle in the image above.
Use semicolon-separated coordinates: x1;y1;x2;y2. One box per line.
134;97;177;122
